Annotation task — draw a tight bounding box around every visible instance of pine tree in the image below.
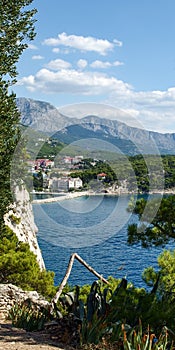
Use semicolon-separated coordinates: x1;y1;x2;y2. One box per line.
0;2;55;295
0;0;37;221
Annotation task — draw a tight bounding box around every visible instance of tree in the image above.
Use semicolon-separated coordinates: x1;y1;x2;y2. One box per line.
0;2;56;295
0;0;37;222
127;195;175;247
141;249;175;329
33;171;43;191
0;226;55;297
1;1;36;84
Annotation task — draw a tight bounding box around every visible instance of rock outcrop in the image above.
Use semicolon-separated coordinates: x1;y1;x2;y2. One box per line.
0;284;49;320
4;186;45;270
16;97;72;132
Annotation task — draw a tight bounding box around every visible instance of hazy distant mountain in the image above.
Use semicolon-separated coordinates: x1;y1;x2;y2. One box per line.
16;97;175;155
16;97;73;132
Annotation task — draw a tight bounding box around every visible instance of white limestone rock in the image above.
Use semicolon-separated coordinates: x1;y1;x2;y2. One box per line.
4;186;45;270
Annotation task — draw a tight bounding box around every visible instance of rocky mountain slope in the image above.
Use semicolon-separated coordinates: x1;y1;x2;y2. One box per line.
17;97;175;155
16;97;72;132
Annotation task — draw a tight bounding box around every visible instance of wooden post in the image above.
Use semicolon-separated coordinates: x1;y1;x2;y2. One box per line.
51;252;109;309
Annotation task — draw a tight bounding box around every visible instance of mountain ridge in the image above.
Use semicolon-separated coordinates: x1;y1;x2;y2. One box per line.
16;97;175;155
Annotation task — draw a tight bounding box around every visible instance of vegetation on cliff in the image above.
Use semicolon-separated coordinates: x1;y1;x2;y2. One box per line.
0;0;55;295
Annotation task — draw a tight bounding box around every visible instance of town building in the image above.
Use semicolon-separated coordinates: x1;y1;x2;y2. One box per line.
49;177;83;192
97;173;107;181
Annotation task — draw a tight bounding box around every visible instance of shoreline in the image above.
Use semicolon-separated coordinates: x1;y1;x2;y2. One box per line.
31;188;175;204
31;191;90;204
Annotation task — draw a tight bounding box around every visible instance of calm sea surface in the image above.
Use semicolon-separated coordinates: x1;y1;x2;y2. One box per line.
32;194;174;289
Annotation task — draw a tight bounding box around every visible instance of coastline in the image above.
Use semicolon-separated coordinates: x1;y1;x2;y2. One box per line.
31;190;125;204
31;191;90;204
31;188;175;204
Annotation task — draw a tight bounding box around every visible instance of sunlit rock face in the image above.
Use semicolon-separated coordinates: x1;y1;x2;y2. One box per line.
4;185;45;271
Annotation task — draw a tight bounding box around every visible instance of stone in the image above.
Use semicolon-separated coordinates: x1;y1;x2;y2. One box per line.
0;284;49;319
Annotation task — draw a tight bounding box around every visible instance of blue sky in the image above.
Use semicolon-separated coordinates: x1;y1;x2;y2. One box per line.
14;0;175;133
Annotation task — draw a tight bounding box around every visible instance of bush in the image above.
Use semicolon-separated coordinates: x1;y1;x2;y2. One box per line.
0;225;56;298
9;214;21;225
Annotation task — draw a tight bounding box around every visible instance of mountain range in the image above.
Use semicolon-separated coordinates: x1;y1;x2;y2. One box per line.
16;97;175;155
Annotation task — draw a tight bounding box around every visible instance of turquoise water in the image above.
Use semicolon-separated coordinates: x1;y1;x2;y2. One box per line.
32;195;174;288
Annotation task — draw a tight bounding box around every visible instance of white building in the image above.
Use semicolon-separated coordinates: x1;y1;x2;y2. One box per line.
68;178;75;190
50;177;83;192
74;177;83;189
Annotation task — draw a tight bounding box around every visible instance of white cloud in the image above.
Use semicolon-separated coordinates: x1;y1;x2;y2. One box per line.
90;60;124;69
43;32;122;55
77;59;88;69
52;48;60;53
107;88;175;133
27;43;38;50
18;68;131;96
32;55;44;60
129;88;175;109
45;59;72;70
17;75;36;92
17;63;175;133
113;39;123;47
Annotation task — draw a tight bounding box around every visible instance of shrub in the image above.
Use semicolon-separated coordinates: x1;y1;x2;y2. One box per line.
0;225;56;298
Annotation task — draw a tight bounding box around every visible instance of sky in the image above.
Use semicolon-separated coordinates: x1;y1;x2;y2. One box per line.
14;0;175;133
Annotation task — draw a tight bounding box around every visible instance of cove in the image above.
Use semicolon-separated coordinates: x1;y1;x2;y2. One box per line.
32;194;174;288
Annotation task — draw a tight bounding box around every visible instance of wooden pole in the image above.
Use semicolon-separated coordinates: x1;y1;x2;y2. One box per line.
75;253;109;284
51;252;109;309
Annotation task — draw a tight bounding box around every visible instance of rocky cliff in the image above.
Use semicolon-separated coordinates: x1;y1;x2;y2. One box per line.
16;97;73;132
4;186;45;270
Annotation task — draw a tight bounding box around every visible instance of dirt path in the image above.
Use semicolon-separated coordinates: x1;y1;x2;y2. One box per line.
0;321;76;350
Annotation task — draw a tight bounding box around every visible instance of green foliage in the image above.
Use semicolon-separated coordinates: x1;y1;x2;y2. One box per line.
70;159;118;187
0;1;58;308
9;275;175;347
57;278;145;345
108;154;175;193
0;0;37;221
9;213;21;224
162;155;175;189
8;299;51;331
0;0;37;84
141;249;175;330
33;171;43;191
129;155;149;193
127;195;175;247
0;225;56;298
143;249;175;299
122;322;173;350
72;277;175;345
0;92;21;220
67;154;175;193
36;139;64;159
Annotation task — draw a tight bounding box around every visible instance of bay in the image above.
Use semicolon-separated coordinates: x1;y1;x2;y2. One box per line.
32;194;174;289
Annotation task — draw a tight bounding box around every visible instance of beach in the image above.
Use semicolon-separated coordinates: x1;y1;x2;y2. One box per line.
31;187;175;204
31;191;91;204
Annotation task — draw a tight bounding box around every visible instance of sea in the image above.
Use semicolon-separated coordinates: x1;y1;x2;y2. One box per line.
32;194;174;289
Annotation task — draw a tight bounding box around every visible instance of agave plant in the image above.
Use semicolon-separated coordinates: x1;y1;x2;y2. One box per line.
80;280;122;345
8;298;51;331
